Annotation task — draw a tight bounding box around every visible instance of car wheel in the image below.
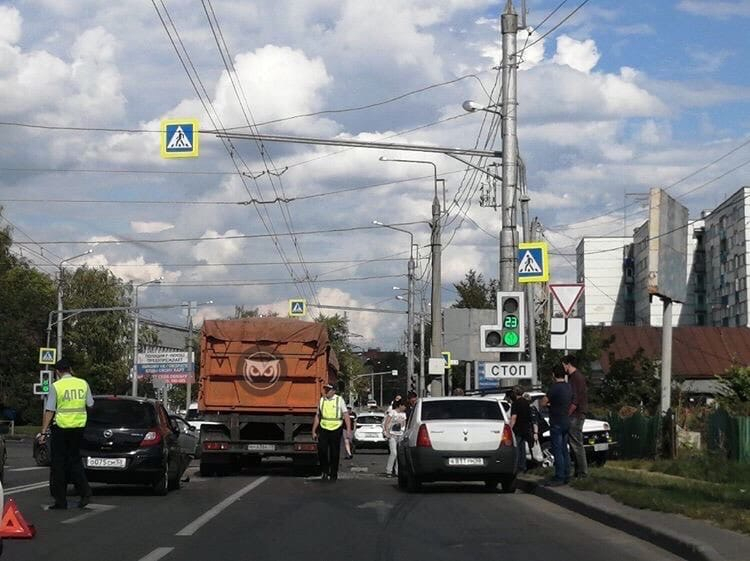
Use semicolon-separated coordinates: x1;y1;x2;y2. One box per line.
500;475;517;494
593;452;607;467
397;468;407;490
153;460;169;496
484;478;499;491
168;460;182;491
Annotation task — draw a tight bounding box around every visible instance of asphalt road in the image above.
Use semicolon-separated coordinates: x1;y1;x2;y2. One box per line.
2;441;686;561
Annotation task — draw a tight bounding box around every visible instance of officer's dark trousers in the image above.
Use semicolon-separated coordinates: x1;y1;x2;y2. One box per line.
317;427;343;478
50;426;91;506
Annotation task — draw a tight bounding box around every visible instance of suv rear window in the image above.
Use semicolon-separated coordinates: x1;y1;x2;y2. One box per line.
88;399;158;428
422;400;502;421
357;415;383;425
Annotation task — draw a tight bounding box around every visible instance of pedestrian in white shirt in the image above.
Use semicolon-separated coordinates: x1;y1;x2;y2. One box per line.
383;399;407;477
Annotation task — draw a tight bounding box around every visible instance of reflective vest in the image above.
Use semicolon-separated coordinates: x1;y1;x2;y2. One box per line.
53;376;89;429
319;395;343;431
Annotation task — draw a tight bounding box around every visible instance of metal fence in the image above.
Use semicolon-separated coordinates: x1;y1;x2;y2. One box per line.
707;410;750;463
606;412;661;459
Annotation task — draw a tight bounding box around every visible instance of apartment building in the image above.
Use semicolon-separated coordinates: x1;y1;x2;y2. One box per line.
703;186;750;327
575;237;631;325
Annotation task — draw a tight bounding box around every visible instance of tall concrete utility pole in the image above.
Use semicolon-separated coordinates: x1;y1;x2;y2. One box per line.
430;190;442;371
56;250;93;360
186;302;194;414
500;0;519;292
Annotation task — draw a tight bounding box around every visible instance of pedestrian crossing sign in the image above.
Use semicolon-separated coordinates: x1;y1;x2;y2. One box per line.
39;347;57;365
289;299;306;317
441;351;451;370
161;119;199;159
517;242;549;283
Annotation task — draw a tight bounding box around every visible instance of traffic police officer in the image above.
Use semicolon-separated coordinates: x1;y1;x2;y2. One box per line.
40;358;93;509
312;383;351;481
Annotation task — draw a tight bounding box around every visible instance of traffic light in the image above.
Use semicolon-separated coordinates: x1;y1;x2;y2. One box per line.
40;370;53;394
480;291;526;352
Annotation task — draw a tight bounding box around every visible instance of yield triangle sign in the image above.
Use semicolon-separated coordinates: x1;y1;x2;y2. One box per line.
549;284;584;318
519;250;542;273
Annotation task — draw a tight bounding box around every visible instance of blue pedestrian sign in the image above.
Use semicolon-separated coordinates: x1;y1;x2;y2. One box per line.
161;119;199;158
289;299;306;317
517;242;549;283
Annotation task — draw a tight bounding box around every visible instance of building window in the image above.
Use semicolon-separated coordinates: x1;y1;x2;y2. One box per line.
696;313;706;326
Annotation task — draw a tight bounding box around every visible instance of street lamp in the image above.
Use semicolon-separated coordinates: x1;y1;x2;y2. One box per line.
132;277;164;397
378;157;444;395
56;249;94;359
462;100;503;116
373;220;417;394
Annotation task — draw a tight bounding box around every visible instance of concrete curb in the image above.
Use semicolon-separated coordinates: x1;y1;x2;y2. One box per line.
517;477;726;561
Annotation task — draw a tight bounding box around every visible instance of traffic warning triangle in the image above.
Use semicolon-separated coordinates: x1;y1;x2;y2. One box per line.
0;498;36;538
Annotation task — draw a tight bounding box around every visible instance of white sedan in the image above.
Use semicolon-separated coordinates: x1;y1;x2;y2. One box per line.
353;412;387;449
397;397;518;493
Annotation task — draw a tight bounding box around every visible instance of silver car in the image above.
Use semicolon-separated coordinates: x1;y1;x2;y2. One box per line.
397;397;518;493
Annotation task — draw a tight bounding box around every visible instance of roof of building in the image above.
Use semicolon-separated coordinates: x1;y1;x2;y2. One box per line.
596;326;750;379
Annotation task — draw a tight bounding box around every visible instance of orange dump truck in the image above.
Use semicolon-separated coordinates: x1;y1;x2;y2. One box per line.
197;317;338;474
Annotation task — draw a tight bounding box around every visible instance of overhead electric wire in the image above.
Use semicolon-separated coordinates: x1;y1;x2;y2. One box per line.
161;273;405;288
14;221;425;246
153;0;311;304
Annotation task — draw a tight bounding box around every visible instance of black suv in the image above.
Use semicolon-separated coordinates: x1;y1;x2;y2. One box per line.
80;396;195;495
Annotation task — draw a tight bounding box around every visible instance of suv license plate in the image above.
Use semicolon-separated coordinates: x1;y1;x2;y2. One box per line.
86;457;126;469
247;444;276;451
594;443;609;451
448;457;483;466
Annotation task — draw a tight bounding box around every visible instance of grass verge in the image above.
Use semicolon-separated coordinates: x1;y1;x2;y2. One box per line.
572;463;750;535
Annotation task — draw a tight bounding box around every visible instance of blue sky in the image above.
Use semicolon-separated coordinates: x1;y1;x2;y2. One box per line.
1;0;749;348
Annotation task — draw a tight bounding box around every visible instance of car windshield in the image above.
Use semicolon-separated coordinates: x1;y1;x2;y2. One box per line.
422;400;502;421
88;399;157;428
357;415;383;425
186;408;200;421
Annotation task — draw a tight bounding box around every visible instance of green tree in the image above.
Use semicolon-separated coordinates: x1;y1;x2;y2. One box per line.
62;267;132;395
716;364;750;416
452;269;497;309
596;348;661;413
0;221;56;424
231;305;277;319
315;314;367;401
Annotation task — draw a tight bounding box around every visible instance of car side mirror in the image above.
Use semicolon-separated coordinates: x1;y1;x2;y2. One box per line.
168;417;180;433
187;424;196;432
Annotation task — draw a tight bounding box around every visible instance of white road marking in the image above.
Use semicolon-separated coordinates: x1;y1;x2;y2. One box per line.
62;503;116;524
357;500;393;523
9;466;47;472
5;481;48;495
175;476;268;536
136;547;174;561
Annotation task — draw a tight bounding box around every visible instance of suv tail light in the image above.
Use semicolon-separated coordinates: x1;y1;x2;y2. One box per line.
500;424;514;447
203;441;230;451
140;429;162;447
416;424;432;448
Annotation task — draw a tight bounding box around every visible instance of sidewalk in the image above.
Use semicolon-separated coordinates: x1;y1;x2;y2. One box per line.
517;474;750;561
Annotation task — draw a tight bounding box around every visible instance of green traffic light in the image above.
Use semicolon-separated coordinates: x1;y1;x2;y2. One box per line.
503;331;519;346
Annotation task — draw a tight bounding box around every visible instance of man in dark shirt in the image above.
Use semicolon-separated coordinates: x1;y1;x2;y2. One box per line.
563;354;588;478
509;385;532;473
544;364;573;486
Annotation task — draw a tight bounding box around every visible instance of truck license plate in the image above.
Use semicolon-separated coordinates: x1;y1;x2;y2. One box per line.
86;457;126;469
448;457;483;466
247;444;276;451
594;443;609;451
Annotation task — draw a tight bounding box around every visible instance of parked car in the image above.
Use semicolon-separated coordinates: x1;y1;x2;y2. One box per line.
397;397;518;492
352;412;387;450
80;396;194;495
495;390;615;467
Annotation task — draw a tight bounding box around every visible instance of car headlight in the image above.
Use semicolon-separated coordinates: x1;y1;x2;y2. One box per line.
588;437;596;445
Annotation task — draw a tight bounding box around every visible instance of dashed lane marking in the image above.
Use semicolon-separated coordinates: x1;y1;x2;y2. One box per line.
136;547;175;561
175;476;269;536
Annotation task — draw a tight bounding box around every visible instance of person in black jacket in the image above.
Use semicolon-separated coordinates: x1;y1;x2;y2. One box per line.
543;365;573;486
508;386;533;473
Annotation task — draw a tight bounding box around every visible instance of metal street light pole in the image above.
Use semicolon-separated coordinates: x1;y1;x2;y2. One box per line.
56;250;93;360
373;221;416;392
378;157;443;394
131;277;163;397
185;300;213;413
